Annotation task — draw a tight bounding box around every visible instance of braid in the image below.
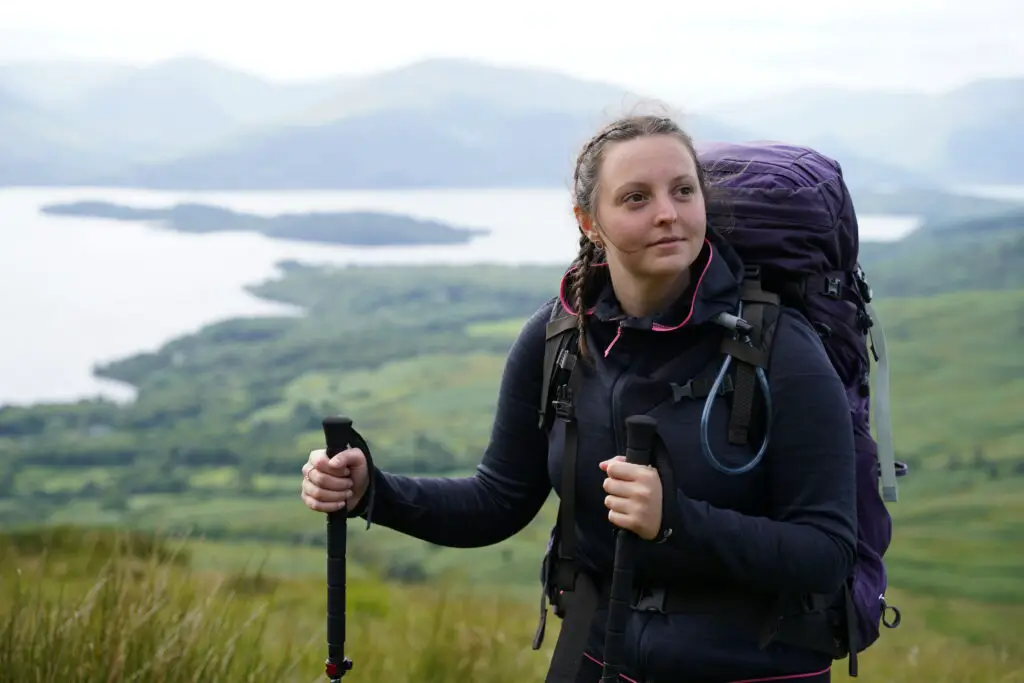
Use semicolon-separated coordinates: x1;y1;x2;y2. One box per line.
573;234;598;362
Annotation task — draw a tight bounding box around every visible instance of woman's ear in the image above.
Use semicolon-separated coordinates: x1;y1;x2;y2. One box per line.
573;206;598;243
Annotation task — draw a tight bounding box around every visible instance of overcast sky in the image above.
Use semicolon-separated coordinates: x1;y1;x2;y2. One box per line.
1;0;1021;105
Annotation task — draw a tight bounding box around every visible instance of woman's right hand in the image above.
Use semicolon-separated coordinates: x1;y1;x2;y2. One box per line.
300;446;370;513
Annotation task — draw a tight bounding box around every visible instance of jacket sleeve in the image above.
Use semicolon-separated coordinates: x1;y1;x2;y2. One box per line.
347;300;555;548
659;311;859;595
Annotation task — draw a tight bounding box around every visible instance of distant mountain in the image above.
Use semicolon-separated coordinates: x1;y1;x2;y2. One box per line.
0;61;135;106
707;78;1024;184
297;57;655;123
2;56;740;188
0;56;1021;191
71;58;756;190
100;98;623;189
51;56;351;163
0;86;118;184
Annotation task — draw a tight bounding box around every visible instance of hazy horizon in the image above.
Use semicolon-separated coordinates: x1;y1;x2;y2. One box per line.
2;0;1021;107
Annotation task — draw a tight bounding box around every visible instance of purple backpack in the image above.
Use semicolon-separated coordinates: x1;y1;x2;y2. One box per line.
697;140;907;675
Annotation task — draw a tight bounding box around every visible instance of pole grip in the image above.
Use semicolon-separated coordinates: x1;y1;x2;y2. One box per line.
601;415;658;683
322;416;356;681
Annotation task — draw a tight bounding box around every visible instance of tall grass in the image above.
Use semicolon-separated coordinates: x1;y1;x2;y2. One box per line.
1;528;1021;682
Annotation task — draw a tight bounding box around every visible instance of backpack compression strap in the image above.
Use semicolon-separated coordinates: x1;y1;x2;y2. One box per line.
533;312;599;683
721;274;781;447
538;308;578;429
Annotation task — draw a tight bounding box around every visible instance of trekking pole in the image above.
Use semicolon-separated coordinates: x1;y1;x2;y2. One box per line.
322;416;359;682
601;415;658;683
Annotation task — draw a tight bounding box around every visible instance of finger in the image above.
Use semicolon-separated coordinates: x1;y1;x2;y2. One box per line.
302;478;352;503
309;449;332;473
301;491;347;513
304;458;343;478
605;460;646;481
602;477;636;498
604;494;634;515
607;509;638;534
598;455;627;472
326;447;364;471
307;469;353;492
605;478;656;505
316;457;352;477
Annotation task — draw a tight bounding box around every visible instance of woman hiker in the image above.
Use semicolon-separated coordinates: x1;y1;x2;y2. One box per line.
299;114;858;683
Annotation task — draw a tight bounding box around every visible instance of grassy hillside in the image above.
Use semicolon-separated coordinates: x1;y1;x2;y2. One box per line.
860;208;1024;297
1;526;1021;683
1;267;1022;599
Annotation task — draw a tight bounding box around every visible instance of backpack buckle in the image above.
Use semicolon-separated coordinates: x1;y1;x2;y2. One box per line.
552;384;574;420
824;277;842;299
632;586;667;614
857;308;874;332
853;265;873;303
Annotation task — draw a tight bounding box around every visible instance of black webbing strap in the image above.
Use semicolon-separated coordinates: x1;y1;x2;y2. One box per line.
725;277;779;446
554;360;583;592
541;354;593;683
539;313;578;429
844;583;860;677
544;571;601;683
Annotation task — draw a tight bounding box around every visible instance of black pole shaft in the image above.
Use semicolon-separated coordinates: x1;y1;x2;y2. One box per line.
323;416;356;682
601;415;658;683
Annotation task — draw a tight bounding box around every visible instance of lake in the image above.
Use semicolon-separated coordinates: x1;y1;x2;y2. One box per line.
0;184;997;407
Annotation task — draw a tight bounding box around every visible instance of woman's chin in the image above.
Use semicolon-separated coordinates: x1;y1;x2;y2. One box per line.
643;249;699;277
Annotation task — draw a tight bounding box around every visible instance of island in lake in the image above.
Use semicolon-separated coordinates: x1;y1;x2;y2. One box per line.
39;200;490;247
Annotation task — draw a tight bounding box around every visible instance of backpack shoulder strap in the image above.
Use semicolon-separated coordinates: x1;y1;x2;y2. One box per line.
721;267;782;446
538;303;579;430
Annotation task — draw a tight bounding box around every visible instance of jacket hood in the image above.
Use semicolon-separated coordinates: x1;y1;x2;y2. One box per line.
557;229;745;355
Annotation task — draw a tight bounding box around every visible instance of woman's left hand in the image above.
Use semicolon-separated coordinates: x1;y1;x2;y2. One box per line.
600;455;662;541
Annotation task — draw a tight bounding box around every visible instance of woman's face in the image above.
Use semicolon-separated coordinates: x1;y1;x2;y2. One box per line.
583;134;707;284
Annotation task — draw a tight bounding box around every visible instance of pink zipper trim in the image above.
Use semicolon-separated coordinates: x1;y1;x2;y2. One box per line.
603;326;623;358
649;239;714;333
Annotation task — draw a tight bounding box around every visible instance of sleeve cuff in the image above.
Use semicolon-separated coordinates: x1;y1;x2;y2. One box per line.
346;450;379;529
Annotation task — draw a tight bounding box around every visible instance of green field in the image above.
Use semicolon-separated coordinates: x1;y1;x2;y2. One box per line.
2;207;1023;681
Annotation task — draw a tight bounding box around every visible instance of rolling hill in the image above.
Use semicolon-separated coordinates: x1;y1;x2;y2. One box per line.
0;56;1021;191
100;95;754;190
859;208;1024;297
52;56;352;164
0;86;119;184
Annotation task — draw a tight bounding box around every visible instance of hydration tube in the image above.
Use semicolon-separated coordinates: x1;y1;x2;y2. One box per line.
700;301;773;476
